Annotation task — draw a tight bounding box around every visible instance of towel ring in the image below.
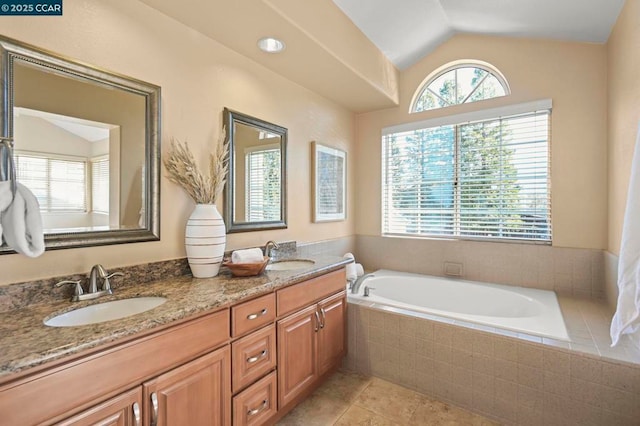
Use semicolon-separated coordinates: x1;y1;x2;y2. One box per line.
0;136;17;202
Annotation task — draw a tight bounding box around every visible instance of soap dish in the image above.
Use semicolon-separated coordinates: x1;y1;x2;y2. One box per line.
222;257;269;277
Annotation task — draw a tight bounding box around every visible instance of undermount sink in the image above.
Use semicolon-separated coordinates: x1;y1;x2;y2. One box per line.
266;259;315;271
44;297;167;327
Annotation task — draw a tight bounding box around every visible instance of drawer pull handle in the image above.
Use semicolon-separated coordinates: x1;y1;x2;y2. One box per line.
314;311;320;332
247;349;268;364
150;392;159;426
247;399;268;416
132;402;141;426
247;308;267;320
319;308;326;329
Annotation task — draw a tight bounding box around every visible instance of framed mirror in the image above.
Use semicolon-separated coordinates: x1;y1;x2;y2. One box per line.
223;108;287;233
0;36;161;253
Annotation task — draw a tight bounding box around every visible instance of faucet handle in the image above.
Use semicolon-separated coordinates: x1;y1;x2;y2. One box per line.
102;271;124;292
55;279;84;300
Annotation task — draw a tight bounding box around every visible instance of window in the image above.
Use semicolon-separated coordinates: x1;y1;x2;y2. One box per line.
411;62;509;113
91;157;109;214
383;101;551;242
245;146;281;221
15;152;87;212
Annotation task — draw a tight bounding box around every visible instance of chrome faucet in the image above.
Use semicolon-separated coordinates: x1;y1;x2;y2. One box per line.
264;240;279;258
56;264;124;302
351;273;375;294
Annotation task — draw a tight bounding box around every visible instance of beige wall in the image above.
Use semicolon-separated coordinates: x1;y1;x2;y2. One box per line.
607;0;640;255
0;0;355;285
356;34;608;250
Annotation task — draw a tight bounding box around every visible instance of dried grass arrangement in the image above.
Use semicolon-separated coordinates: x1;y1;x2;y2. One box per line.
164;128;229;204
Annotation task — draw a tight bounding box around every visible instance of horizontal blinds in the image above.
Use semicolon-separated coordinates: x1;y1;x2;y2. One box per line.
15;152;87;212
91;158;109;214
246;148;281;222
383;110;551;242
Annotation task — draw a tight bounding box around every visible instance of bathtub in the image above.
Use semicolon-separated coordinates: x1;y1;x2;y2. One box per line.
348;269;569;341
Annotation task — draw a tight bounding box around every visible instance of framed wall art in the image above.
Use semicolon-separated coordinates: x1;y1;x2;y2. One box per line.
312;141;346;222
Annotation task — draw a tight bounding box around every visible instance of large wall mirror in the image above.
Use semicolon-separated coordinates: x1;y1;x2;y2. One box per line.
0;36;160;252
223;108;287;233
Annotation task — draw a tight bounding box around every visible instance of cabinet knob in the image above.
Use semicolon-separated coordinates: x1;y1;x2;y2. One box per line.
247;399;268;417
150;392;159;426
132;402;141;426
247;308;267;320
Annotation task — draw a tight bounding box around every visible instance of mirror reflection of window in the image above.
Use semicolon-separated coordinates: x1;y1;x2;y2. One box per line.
13;107;119;233
245;145;281;222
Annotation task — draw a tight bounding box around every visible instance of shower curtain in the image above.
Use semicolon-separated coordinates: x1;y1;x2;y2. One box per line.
611;123;640;348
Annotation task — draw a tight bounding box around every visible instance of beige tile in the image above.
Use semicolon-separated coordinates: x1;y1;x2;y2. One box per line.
451;366;473;388
434;323;453;346
517;385;544;412
543;371;571;396
416;320;434;341
398;335;416;353
601;361;640;393
370;310;386;329
570;377;604;408
494;358;518;383
410;398;498;425
517;342;543;368
570;354;603;383
354;377;426;424
314;369;372;403
472;334;494;357
517;365;543;390
370;326;384;344
472;354;494;376
543;348;570;374
277;391;350;426
494;337;518;361
451;327;474;352
384;313;401;335
451;348;473;370
416;338;435;358
335;405;401;426
399;316;417;337
434;343;452;363
494;378;518;403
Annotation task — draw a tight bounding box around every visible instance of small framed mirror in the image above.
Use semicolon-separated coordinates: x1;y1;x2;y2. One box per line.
223;108;287;233
0;36;161;252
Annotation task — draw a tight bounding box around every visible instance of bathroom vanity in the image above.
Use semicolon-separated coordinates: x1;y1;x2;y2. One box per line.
0;257;349;425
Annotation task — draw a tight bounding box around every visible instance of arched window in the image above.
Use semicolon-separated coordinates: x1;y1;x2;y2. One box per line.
411;61;510;113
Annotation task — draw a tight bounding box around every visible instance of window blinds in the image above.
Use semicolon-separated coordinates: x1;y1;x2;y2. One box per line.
382;108;551;242
15;152;87;212
91;158;109;214
246;148;281;222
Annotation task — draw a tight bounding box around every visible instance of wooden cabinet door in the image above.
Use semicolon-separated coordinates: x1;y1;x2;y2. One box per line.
56;387;143;426
277;304;319;408
317;292;346;376
143;346;231;426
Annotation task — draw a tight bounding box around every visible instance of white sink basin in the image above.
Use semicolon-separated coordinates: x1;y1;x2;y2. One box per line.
44;297;167;327
266;259;315;271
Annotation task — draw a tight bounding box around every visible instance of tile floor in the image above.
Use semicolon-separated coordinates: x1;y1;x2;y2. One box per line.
277;369;497;425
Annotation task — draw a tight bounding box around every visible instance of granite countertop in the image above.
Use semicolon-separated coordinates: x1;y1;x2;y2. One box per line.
0;255;350;380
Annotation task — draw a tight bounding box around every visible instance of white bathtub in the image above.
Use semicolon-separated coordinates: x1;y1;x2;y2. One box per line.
349;269;569;341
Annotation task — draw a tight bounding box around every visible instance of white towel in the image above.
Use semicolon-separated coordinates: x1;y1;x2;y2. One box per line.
611;123;640;348
0;181;14;244
1;182;44;257
231;248;264;264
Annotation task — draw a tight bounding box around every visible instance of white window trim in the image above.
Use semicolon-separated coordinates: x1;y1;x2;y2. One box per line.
386;99;552;136
381;101;552;244
409;59;512;113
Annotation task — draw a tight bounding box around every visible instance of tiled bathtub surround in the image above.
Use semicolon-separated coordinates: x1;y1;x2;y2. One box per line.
345;301;640;426
356;235;605;299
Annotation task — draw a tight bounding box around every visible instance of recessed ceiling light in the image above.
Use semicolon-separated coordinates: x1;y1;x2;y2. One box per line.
257;37;285;53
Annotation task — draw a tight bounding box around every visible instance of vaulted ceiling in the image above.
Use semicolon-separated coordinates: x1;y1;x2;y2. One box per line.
139;0;624;113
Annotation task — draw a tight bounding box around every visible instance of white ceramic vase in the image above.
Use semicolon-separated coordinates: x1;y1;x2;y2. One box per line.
185;204;226;278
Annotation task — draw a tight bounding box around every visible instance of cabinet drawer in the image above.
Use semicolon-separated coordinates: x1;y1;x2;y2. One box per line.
233;371;277;426
277;269;346;317
232;324;276;393
232;293;276;337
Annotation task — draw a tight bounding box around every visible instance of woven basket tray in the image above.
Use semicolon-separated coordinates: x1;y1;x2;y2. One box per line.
222;256;269;277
